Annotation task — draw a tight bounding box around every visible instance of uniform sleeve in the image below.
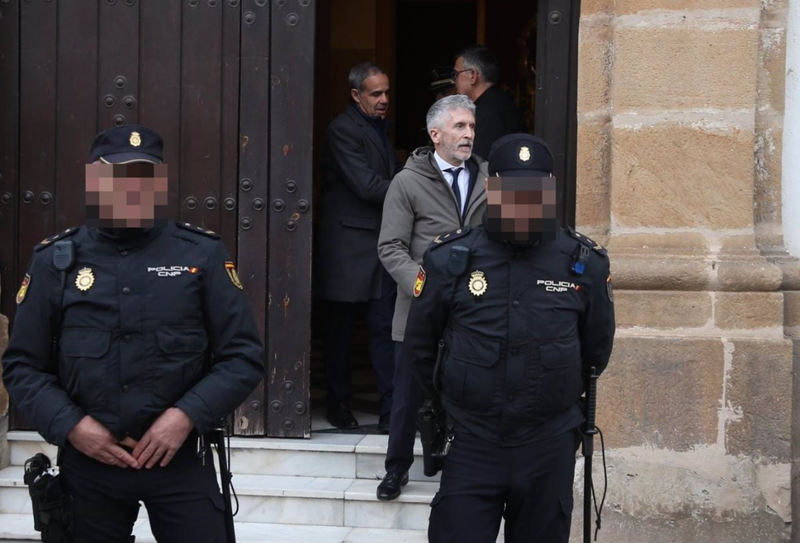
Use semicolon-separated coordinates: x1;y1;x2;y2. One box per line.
174;241;265;435
378;177;421;295
1;254;86;446
579;256;615;376
404;251;453;393
327;122;391;204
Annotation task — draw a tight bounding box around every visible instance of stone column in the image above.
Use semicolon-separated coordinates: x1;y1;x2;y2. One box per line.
576;1;793;540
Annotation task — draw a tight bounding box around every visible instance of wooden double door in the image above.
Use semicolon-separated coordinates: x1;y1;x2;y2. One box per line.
0;0;314;437
0;0;580;437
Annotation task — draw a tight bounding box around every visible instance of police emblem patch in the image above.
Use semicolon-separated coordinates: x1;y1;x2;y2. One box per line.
519;146;531;162
468;270;488;296
413;267;426;297
606;274;614;303
16;274;31;305
225;261;244;290
75;268;95;292
130;131;142;147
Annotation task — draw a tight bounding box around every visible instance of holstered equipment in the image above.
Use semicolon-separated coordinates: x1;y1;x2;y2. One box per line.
417;340;454;477
24;453;71;543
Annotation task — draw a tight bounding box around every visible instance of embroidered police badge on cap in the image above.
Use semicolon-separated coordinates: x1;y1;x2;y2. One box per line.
519;146;531;162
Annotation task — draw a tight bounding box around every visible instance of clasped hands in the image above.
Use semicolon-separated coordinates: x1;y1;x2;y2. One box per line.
66;407;194;469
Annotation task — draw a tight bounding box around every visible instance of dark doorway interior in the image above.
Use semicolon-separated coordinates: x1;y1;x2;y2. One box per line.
311;0;540;433
393;1;477;154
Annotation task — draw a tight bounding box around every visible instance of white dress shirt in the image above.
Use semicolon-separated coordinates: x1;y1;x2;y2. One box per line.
433;151;469;212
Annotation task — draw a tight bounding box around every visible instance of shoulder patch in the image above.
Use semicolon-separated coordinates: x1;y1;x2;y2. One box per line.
568;228;607;257
34;226;80;252
176;222;220;239
428;227;470;251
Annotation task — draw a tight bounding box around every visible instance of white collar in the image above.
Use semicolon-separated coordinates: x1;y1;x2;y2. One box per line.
433;151;465;176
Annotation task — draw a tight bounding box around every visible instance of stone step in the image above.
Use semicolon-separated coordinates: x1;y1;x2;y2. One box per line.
0;513;469;543
0;466;438;530
6;431;441;483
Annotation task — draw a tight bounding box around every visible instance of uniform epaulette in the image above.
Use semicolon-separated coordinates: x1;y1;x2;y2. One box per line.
429;226;471;250
567;227;607;257
34;226;80;252
176;222;220;239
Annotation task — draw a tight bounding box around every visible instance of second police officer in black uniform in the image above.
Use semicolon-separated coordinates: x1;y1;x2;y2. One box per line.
2;125;264;543
405;133;615;543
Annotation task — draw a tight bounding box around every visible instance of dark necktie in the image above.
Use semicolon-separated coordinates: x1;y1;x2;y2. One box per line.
446;167;463;216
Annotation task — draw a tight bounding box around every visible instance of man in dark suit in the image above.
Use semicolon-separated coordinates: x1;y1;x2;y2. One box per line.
314;62;398;430
452;46;526;159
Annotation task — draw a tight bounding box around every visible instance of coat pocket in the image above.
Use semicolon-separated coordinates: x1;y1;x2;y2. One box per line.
59;328;111;411
538;339;582;415
340;216;377;230
155;328;208;401
443;331;500;411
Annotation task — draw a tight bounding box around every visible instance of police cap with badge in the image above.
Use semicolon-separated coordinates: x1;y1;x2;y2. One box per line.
487;133;554;177
90;124;164;164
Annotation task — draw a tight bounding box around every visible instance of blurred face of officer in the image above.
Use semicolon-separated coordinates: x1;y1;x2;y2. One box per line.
352;72;390;119
85;162;169;228
430;107;475;165
485;176;559;243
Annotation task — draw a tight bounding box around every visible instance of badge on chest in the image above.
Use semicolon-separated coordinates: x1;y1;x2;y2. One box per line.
75;268;96;292
468;270;488;297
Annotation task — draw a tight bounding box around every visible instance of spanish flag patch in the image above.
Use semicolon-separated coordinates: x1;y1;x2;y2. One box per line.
16;274;31;305
413;267;426;297
224;261;244;290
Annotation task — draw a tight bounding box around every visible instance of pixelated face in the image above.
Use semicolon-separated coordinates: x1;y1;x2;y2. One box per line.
352;73;390;119
452;56;474;96
486;176;559;242
85;163;169;228
430;108;475;164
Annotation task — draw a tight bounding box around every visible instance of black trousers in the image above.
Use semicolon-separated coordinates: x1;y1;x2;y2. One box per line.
60;441;227;543
428;429;577;543
384;340;426;474
323;267;397;416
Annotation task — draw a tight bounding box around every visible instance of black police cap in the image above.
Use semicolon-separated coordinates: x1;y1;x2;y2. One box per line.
487;133;554;177
89;124;164;164
429;66;455;93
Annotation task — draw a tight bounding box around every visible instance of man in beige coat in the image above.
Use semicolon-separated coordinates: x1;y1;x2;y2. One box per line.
376;94;488;500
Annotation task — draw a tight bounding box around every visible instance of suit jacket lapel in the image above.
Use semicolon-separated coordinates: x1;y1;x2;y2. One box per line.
464;158;486;222
345;105;391;176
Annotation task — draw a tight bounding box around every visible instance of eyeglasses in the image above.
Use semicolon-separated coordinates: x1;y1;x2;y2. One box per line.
450;68;474;82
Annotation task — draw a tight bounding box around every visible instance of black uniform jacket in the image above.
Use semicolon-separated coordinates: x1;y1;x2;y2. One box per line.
405;225;615;447
2;221;265;446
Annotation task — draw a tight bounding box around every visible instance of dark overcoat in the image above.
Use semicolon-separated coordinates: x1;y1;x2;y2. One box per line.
314;104;396;302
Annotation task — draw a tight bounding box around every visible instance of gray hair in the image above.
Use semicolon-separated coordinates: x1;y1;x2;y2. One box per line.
426;94;476;133
457;46;499;84
348;62;387;93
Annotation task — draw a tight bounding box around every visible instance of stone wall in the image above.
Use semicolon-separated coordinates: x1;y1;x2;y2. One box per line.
575;1;794;541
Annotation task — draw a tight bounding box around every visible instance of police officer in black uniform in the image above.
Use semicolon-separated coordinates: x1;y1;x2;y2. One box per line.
2;125;264;543
405;133;615;543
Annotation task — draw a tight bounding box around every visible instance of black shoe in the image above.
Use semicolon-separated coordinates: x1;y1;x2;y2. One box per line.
327;402;359;429
377;413;390;434
376;471;409;501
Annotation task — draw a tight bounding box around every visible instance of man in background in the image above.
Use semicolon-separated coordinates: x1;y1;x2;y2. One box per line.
314;62;398;430
452;45;526;159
